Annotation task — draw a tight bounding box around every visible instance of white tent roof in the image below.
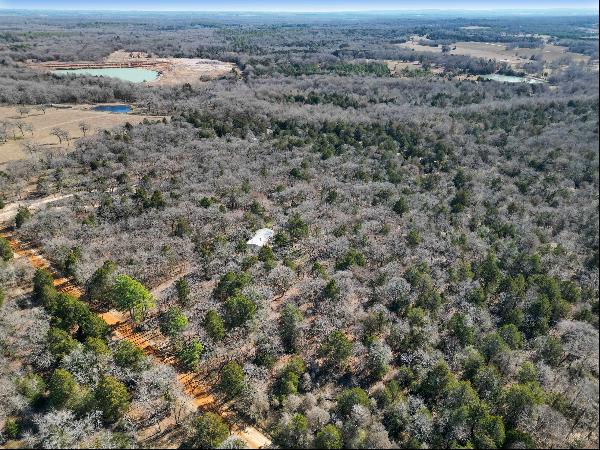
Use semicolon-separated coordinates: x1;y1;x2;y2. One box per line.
247;228;274;247
247;228;275;247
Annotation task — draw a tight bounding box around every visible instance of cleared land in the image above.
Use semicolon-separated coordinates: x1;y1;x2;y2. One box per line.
106;51;238;85
385;59;445;76
0;105;160;164
31;50;237;86
398;37;594;68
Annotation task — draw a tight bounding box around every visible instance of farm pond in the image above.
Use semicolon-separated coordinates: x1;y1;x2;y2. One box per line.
93;105;132;113
481;74;545;84
53;67;159;83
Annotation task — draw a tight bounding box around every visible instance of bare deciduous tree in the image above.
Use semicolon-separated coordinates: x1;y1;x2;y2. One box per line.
50;127;69;145
22;141;42;158
14;120;32;137
79;121;91;137
17;106;30;117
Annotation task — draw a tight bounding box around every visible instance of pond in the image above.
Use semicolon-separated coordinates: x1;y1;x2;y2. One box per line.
53;67;159;83
481;74;544;84
93;105;132;113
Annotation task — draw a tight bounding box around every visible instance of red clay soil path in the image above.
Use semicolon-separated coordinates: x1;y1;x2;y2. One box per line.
0;226;271;449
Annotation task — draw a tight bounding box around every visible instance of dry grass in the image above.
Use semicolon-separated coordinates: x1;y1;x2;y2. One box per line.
397;37;593;68
0;104;160;164
385;59;445;76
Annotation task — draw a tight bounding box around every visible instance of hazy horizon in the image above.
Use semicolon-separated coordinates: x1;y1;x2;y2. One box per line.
1;1;598;13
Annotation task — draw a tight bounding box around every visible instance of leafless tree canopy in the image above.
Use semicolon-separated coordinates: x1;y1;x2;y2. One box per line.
0;9;598;450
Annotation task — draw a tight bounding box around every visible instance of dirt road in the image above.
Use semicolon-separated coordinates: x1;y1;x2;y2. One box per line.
0;193;73;224
0;196;271;449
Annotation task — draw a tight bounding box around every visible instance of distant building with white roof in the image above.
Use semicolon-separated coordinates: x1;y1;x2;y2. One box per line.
247;228;274;249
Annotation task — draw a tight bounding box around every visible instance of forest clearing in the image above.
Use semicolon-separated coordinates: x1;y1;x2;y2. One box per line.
0;105;161;163
29;50;237;86
397;37;594;69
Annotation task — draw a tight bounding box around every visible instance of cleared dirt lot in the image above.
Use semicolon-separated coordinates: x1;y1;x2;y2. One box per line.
398;37;593;68
0;104;160;164
105;51;238;86
385;59;445;76
31;51;238;86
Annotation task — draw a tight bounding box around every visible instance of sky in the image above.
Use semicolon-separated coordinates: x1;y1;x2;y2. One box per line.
0;1;598;12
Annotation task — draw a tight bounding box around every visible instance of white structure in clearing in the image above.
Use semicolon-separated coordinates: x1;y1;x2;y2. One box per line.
247;228;274;249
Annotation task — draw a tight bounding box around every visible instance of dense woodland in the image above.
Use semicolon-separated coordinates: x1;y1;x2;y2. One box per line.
0;10;599;450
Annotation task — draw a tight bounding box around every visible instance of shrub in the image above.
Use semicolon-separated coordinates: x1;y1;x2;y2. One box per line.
48;369;78;408
175;277;190;305
213;271;251;301
94;376;130;423
280;303;303;353
336;387;370;417
517;361;538;384
159;307;188;338
224;294;256;328
319;330;352;369
480;332;510;363
449;313;475;346
0;237;13;261
85;260;116;304
176;338;204;371
560;280;581;303
112;275;155;323
190;413;229;448
450;188;470;213
322;279;340;299
204;309;225;341
392;197;409;216
47;327;79;360
273;357;305;399
336;249;366;270
3;418;20;439
503;382;545;424
477;251;501;290
407;229;421;247
62;247;81;278
539;336;563;366
499;324;523;350
315;424;343;449
287;213;309;241
32;268;55;305
418;361;455;402
113;340;147;371
468;286;487;306
16;373;46;404
84;337;110;356
274;413;310;449
219;361;245;398
15;206;31;228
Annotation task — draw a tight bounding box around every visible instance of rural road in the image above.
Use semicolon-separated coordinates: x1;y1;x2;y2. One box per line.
0;194;272;449
0;193;73;223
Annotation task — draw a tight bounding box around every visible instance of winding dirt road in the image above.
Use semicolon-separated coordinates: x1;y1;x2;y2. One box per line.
0;195;271;449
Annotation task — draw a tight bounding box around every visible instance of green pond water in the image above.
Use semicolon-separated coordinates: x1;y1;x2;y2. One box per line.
481;74;544;84
53;67;159;83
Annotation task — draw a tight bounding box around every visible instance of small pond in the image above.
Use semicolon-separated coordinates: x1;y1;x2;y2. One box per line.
53;67;159;83
481;74;544;84
93;105;132;113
